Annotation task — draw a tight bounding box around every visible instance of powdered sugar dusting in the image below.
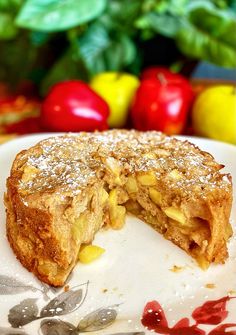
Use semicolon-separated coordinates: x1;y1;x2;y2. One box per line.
17;130;231;196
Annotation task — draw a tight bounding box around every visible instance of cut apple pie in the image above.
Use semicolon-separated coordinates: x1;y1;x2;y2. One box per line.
5;130;233;286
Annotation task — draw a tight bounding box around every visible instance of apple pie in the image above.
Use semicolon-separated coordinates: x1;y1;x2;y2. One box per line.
5;130;233;286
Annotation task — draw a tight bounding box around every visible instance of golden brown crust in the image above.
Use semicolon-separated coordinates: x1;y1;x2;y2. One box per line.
5;130;233;286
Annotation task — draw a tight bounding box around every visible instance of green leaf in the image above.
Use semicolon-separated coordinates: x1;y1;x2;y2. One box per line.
0;13;18;39
175;3;236;68
188;5;236;48
229;0;236;10
186;0;235;13
103;0;142;34
164;0;189;15
79;22;137;75
101;34;136;71
176;21;236;68
120;35;137;66
30;31;49;46
16;0;107;32
0;34;37;86
79;22;110;73
0;0;23;11
136;12;181;38
40;46;89;96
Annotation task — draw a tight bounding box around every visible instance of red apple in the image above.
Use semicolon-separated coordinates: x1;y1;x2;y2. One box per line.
142;66;183;80
131;68;193;134
41;81;110;132
0;94;41;134
142;67;193;103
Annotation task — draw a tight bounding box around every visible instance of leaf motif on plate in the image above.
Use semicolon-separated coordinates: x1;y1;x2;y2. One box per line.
172;318;190;328
141;300;168;330
8;298;39;328
208;323;236;335
40;283;87;317
77;307;117;331
192;296;231;325
40;319;78;335
0;327;29;335
0;275;37;295
39;282;60;301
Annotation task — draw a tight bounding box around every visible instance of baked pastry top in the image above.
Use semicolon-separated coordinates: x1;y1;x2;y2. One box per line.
5;130;233;286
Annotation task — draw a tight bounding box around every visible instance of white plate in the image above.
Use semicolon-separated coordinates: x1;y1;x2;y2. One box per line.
0;134;235;335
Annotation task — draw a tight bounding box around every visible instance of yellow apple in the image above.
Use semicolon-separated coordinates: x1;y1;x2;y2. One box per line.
90;72;139;128
192;85;236;144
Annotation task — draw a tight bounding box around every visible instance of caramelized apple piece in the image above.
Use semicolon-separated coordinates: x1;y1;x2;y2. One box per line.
164;206;186;225
125;176;138;194
137;172;157;186
149;188;162;206
106;157;122;185
72;212;87;242
168;169;182;180
79;245;105;264
100;187;109;205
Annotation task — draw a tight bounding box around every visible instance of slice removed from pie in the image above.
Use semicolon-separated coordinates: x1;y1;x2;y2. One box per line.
5;130;233;286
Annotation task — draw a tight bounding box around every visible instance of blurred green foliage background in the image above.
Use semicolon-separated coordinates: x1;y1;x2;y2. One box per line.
0;0;236;95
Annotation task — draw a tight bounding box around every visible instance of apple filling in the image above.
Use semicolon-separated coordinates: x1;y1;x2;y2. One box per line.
124;172;211;268
69;170;212;270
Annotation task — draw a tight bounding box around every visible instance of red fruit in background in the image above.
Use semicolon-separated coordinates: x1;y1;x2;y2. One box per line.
142;66;186;81
141;66;179;79
4;116;42;135
0;95;41;134
141;67;193;102
131;67;193;134
41;80;110;132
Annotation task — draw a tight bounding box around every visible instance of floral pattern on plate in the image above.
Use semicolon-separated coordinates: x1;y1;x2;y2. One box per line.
0;274;235;334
